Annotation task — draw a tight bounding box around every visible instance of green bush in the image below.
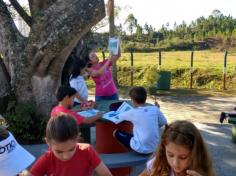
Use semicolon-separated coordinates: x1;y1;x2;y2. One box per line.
171;68;188;78
195;74;221;86
144;65;160;86
4;102;48;144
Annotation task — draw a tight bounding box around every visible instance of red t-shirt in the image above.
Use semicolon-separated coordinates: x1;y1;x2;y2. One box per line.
30;143;101;176
50;105;84;124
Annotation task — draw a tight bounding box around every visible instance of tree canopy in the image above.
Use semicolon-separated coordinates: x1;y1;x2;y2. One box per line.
113;10;236;51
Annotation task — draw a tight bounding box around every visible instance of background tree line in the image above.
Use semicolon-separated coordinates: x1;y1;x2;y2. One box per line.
95;9;236;52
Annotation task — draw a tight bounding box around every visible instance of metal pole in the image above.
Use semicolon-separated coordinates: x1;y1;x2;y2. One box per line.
223;50;228;90
190;51;194;89
131;50;134;87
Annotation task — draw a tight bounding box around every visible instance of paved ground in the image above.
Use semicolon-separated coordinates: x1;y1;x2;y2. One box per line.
91;95;236;176
137;96;236;176
156;96;236;123
23;96;236;176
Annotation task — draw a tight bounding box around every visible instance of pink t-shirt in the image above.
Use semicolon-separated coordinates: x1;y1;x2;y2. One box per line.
50;105;84;124
30;143;101;176
91;59;117;96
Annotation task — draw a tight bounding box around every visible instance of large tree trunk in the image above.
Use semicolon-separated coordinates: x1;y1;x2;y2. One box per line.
0;0;105;115
0;58;10;97
0;58;11;113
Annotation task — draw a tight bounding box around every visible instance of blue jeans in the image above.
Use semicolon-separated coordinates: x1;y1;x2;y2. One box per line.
114;130;133;150
95;93;119;101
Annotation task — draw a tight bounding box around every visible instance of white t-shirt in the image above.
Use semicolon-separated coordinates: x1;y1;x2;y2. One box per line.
119;105;167;154
69;75;88;103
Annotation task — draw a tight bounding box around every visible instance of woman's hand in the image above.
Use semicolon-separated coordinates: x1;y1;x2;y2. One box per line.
186;170;203;176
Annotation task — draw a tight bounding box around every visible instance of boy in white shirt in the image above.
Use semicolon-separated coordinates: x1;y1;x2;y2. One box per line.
113;86;167;154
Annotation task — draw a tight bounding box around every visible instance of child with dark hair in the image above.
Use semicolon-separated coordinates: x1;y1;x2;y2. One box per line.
129;86;147;104
55;85;77;102
69;59;88;106
140;120;215;176
30;114;112;176
51;86;101;124
0;126;35;176
113;86;167;154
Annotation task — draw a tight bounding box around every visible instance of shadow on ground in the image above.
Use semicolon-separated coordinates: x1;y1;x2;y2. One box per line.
195;123;236;176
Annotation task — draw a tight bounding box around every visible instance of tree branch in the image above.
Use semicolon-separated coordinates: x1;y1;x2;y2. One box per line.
28;0;34;16
28;0;105;75
9;0;32;26
28;0;53;18
0;0;26;58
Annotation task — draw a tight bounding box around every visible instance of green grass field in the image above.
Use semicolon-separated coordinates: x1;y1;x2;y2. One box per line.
116;51;236;70
87;50;236;93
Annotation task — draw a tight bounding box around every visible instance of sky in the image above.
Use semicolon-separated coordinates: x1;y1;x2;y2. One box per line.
18;0;236;31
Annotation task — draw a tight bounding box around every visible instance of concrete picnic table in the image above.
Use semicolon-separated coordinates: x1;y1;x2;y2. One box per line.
95;100;133;153
95;100;133;176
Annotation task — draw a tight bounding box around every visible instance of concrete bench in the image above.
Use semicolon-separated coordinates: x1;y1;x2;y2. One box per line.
23;144;48;159
23;144;150;165
100;152;151;168
228;118;236;144
23;144;151;172
229;117;236;124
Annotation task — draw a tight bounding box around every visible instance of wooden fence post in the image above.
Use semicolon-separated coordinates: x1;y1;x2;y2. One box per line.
102;51;105;61
131;50;134;87
190;51;194;89
223;50;228;90
158;50;162;69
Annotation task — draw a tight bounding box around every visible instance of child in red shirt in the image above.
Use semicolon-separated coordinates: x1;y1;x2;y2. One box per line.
30;114;112;176
51;86;101;124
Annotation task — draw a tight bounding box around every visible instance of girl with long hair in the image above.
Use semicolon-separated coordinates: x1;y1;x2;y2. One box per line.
140;120;215;176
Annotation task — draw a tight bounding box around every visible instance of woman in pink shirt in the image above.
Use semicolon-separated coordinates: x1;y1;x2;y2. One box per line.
87;49;121;101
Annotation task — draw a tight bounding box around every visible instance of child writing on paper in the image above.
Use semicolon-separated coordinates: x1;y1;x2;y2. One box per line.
139;120;215;176
50;86;101;124
30;114;112;176
113;86;167;154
